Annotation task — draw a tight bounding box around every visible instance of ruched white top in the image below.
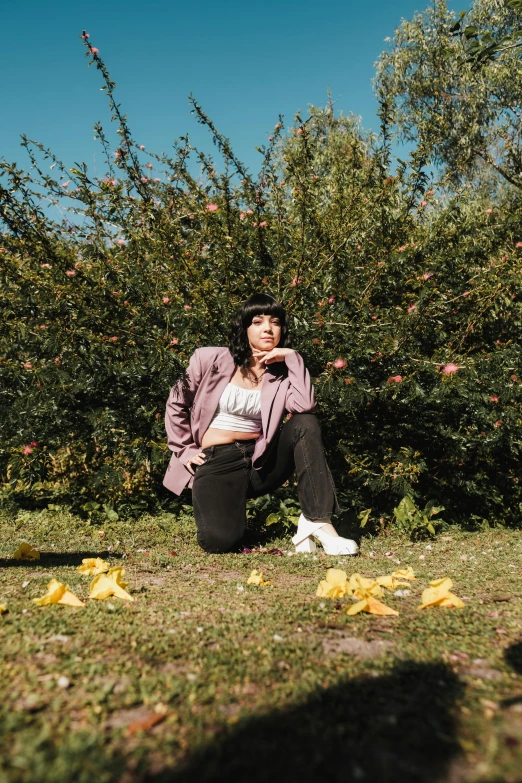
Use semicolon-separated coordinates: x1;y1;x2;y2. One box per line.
208;383;262;432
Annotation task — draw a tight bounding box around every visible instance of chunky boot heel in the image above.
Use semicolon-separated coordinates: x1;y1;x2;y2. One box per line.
292;535;317;554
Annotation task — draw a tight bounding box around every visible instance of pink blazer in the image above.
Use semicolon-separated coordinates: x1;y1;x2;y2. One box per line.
163;346;317;495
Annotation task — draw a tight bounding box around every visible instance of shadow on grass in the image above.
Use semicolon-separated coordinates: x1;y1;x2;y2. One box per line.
504;639;522;674
156;661;463;783
502;639;522;707
0;551;122;569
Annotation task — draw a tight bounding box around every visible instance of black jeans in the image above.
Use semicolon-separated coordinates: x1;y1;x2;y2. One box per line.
191;413;340;553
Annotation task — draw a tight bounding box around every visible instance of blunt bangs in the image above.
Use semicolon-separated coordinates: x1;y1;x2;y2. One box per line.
228;293;290;370
241;296;286;329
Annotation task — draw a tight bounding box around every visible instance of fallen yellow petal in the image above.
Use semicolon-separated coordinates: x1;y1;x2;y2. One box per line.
0;604;7;614
429;577;453;590
376;574;411;590
368;598;399;615
316;568;349;598
89;567;134;601
348;573;375;591
391;567;415;581
346;596;399;616
34;579;84;607
376;574;394;589
34;578;66;605
349;573;383;599
58;590;85;607
316;570;409;602
346;598;369;615
366;597;400;616
317;581;346;598
439;593;465;609
13;543;40;561
418;577;464;610
77;557;109;575
246;569;271;586
107;566;128;588
324;568;349;587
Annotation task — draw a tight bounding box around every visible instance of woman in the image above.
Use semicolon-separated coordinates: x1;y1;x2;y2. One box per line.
163;293;358;556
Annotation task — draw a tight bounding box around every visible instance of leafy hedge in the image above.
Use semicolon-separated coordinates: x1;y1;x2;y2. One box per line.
1;34;522;527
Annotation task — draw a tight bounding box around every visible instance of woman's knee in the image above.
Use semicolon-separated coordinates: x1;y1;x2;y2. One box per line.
287;412;320;434
197;530;242;554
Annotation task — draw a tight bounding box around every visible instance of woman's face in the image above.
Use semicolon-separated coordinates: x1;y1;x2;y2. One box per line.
247;313;282;354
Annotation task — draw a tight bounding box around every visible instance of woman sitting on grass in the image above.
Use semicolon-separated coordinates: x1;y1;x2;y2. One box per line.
163;293;358;556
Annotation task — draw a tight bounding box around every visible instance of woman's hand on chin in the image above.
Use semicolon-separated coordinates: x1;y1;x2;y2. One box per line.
255;347;295;365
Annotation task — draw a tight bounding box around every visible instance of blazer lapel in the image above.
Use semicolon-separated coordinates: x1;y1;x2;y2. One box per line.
260;364;283;436
197;350;235;440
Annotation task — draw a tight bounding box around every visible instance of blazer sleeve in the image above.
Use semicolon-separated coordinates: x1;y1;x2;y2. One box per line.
165;349;202;463
283;351;318;413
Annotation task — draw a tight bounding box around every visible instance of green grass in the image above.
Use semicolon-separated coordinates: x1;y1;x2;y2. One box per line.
1;508;522;782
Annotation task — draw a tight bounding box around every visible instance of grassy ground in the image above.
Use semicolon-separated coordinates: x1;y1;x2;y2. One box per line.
1;508;522;783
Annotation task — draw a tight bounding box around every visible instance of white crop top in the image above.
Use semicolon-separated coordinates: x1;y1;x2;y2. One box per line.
208;384;262;433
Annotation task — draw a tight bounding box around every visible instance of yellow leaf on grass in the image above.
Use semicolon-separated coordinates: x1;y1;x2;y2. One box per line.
58;591;85;607
316;570;405;600
418;577;465;610
34;578;65;605
376;574;412;590
33;579;85;607
346;596;399;616
391;567;415;581
107;566;128;588
246;570;271;586
349;573;384;599
77;557;109;575
0;604;7;614
89;567;134;601
316;568;349;598
12;543;40;561
438;594;465;608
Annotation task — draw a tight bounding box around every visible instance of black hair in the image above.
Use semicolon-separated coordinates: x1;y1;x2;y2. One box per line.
228;293;289;371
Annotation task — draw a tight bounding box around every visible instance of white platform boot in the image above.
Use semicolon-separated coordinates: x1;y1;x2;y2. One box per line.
292;513;359;556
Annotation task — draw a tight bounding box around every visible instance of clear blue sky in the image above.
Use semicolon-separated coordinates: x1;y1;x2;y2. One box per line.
2;0;466;180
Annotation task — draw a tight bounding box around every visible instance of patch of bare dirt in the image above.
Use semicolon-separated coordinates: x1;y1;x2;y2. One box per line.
322;635;394;658
218;702;241;719
158;660;189;675
215;570;244;581
34;651;59;664
133;575;168;589
231;681;259;697
272;573;310;586
459;660;503;681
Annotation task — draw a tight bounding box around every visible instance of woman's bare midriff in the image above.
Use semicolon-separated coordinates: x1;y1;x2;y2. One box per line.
200;428;261;449
199;372;263;449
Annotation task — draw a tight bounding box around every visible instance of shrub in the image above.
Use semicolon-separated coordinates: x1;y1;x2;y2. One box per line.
1;33;522;527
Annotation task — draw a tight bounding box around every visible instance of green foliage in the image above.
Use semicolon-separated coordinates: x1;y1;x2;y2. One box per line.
1;24;522;529
393;496;445;538
451;1;522;64
376;0;522;191
245;489;301;534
